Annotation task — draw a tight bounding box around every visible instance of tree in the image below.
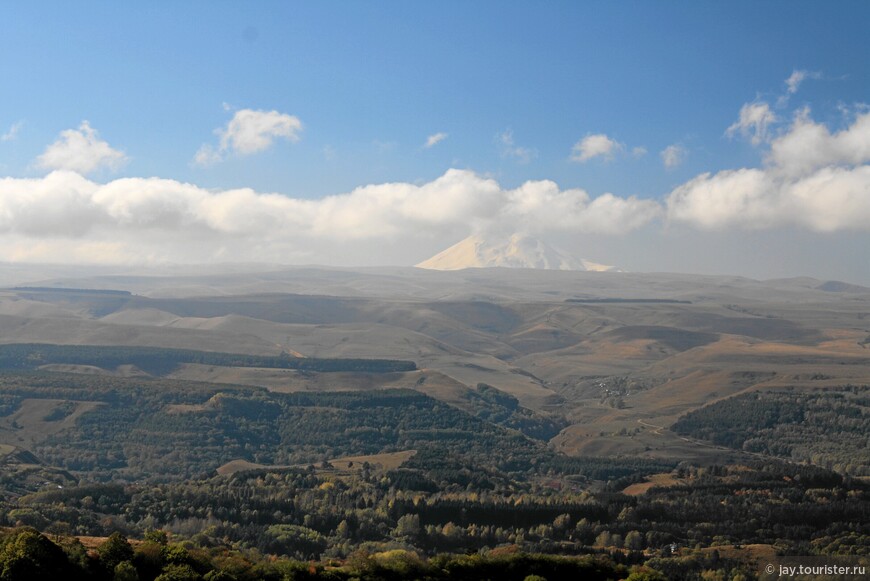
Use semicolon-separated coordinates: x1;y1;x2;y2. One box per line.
625;530;645;551
114;561;139;581
145;530;169;546
394;514;421;539
336;519;351;539
594;531;612;547
552;513;571;532
0;529;70;581
625;566;668;581
134;541;165;580
155;564;202;581
99;532;135;573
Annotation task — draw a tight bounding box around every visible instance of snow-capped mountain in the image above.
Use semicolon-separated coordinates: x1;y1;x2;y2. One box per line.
415;234;618;272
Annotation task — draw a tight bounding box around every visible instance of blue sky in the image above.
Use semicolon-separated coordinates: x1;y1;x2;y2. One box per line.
1;2;869;280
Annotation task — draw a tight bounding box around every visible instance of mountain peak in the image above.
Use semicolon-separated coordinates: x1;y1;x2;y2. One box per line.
415;233;617;272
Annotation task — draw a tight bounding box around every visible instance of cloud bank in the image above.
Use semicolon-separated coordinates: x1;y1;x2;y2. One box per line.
0;169;658;264
668;109;870;231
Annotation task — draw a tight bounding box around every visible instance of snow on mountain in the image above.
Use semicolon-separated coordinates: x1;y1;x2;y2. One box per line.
415;234;618;272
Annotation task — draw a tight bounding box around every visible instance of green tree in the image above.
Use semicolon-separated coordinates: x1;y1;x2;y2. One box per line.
0;529;70;581
625;530;645;551
203;570;237;581
145;530;169;546
625;566;668;581
99;532;135;573
394;514;421;539
594;531;612;547
155;563;202;581
114;561;139;581
134;541;165;580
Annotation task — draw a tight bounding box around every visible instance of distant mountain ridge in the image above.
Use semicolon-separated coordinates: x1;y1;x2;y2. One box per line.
415;233;618;272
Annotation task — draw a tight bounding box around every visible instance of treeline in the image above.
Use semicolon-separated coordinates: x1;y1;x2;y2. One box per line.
0;527;647;581
0;344;416;375
672;385;870;475
13;286;132;296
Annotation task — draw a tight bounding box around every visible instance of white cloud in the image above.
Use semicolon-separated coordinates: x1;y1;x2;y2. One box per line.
193;144;222;167
0;168;660;264
767;108;870;177
660;144;687;169
36;121;127;174
785;69;821;95
503;180;660;234
497;130;535;164
570;133;622;162
668;109;870;231
667;168;775;229
777;70;823;107
726;102;778;145
424;132;448;148
222;109;302;154
786;70;807;95
1;120;24;142
631;146;648;158
194;108;302;166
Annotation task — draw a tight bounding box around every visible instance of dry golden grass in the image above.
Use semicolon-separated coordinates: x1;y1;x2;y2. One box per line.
0;399;103;449
216;450;416;476
75;536;144;550
325;450;416;471
706;543;779;564
215;459;276;476
622;472;683;495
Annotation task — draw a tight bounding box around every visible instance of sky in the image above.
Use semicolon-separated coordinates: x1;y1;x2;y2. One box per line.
1;1;869;281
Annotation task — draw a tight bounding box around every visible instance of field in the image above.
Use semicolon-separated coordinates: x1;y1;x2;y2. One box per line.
216;450;417;476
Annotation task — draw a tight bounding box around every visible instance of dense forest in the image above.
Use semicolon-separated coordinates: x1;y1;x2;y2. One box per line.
0;344;416;375
672;386;870;475
0;370;868;579
0;528;654;581
0;372;664;484
1;458;867;580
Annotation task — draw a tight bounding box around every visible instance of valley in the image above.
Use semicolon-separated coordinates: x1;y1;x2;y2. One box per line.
0;264;868;578
2;265;869;469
